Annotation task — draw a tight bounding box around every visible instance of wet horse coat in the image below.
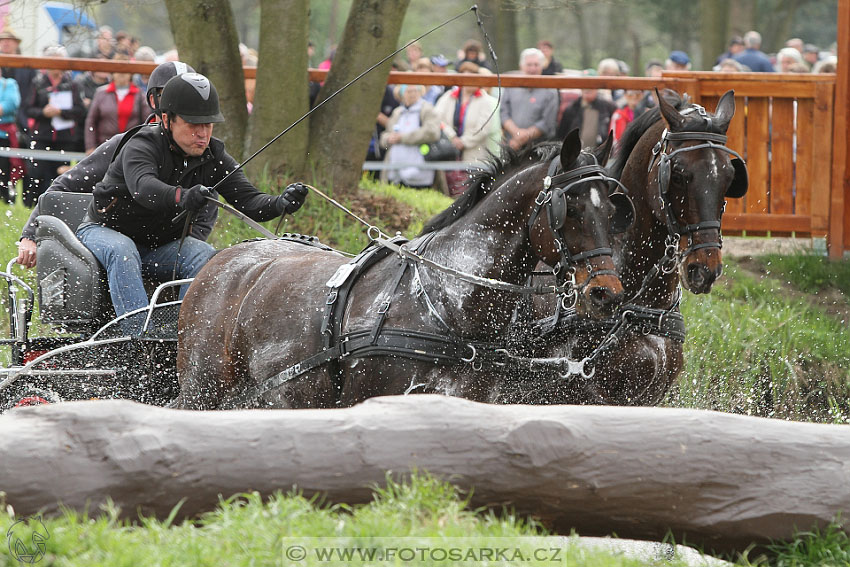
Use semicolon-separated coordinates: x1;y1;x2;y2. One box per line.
175;130;633;409
514;91;748;405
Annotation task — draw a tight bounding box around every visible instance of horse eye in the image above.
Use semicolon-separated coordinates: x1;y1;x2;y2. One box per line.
671;168;691;184
566;204;579;218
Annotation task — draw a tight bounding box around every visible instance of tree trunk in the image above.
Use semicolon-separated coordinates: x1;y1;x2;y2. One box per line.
245;0;310;183
479;0;518;72
701;0;730;69
307;0;410;192
728;0;756;37
573;4;591;70
2;395;849;556
164;0;248;160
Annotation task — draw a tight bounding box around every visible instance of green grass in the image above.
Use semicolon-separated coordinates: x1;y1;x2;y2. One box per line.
0;474;715;567
669;258;850;423
760;252;850;298
207;174;452;253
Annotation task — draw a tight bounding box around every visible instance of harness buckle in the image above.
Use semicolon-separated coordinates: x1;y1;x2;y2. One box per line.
377;299;391;314
535;190;551;206
326;290;338;305
560;357;595;380
460;344;477;363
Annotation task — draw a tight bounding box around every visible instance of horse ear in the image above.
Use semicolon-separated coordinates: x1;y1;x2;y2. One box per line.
560;128;582;169
593;130;614;166
657;88;687;132
713;90;736;132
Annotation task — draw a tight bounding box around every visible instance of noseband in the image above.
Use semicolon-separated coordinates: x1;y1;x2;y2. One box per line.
528;153;630;305
648;108;744;269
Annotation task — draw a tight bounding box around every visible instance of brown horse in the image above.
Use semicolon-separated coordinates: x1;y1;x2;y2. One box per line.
510;90;748;405
174;129;635;409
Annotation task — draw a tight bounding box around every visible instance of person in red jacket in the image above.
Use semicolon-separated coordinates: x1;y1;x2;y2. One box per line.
84;54;147;153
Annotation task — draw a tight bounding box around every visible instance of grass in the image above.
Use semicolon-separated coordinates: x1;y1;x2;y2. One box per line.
670;257;850;423
760;252;850;298
0;474;715;567
206;174;452;253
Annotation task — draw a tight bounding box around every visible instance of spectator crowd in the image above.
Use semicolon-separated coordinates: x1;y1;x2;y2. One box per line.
0;22;841;202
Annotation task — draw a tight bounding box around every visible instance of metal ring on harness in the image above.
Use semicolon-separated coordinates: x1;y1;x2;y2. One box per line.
367;225;384;241
460;343;477;363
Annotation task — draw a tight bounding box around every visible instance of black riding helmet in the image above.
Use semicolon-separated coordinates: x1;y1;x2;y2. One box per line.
146;61;195;112
159;72;225;124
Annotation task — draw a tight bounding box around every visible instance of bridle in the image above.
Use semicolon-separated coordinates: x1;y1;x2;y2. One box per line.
528;152;631;308
648;106;744;272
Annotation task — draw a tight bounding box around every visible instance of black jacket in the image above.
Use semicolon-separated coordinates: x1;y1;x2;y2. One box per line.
21;124;216;242
556;96;616;144
86;123;280;247
24;71;86;144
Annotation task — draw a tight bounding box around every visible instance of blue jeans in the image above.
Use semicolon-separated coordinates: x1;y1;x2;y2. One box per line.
76;223;216;325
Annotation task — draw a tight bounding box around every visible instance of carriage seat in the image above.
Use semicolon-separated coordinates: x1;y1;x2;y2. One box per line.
34;192;110;333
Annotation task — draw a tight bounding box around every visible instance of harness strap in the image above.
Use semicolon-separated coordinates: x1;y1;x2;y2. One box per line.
220;328;508;409
369;260;410;345
321;237;409;394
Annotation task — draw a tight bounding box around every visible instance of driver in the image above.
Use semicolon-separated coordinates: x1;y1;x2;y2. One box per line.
16;61;199;268
75;72;308;334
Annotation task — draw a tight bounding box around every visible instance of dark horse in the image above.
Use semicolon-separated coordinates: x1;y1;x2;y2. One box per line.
512;90;748;405
175;129;635;409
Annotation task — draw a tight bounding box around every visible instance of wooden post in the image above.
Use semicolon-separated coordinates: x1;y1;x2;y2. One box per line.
832;0;849;257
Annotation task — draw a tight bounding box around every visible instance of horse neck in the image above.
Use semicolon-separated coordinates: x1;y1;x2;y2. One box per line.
417;169;542;337
617;122;681;308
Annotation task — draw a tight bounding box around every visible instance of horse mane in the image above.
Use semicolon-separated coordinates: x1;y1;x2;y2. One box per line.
420;141;561;235
608;91;690;180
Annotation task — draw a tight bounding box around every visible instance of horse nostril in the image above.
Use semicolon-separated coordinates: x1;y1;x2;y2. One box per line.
687;264;716;289
589;286;619;307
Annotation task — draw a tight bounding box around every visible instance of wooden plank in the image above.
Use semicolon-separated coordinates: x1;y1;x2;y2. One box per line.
698;82;819;99
702;81;820;98
745;98;770;214
812;83;834;235
723;95;747;215
835;0;850;255
723;213;812;233
795;99;815;218
770;99;795;214
2;396;850;556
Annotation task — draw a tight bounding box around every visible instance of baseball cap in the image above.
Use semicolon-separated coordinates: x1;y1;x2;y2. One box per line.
669;50;690;65
430;54;449;67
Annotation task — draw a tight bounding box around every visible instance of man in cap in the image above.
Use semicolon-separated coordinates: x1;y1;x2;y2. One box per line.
665;50;691;71
16;61;199;269
72;73;308;333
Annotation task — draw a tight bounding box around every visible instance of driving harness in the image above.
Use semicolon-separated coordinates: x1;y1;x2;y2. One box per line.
221;157;631;408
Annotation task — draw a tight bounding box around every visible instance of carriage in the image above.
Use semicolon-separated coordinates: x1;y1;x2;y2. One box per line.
0;192;184;410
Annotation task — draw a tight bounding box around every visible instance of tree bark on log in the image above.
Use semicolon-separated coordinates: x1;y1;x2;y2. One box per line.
1;395;848;555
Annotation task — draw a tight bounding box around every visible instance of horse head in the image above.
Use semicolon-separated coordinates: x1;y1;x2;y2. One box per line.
529;128;634;319
650;89;748;294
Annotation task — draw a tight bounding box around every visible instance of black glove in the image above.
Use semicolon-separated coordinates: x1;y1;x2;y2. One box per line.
177;184;211;213
275;183;309;215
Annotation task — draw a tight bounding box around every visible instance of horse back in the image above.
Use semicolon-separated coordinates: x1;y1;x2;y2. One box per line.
176;239;347;409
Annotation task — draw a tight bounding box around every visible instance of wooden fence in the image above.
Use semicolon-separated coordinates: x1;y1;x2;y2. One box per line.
0;55;846;256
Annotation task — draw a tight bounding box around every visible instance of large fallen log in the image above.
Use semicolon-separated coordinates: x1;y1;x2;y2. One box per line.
1;395;848;555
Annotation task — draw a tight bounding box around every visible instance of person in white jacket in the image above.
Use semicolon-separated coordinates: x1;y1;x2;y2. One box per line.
434;61;500;195
379;84;440;188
